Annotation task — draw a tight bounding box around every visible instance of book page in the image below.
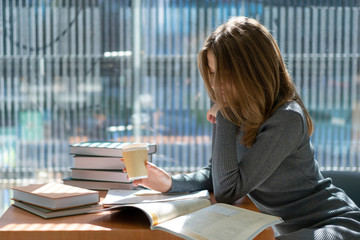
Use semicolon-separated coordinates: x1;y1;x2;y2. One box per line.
102;189;209;206
104;198;211;227
154;203;282;240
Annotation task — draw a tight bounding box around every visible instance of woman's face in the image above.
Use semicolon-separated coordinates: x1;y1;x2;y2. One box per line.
207;50;227;102
206;50;216;89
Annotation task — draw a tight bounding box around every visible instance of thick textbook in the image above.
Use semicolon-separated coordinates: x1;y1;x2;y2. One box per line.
11;182;99;210
102;198;282;240
69;141;157;157
62;178;137;190
72;155;126;170
72;155;153;170
70;169;131;183
13;200;103;219
102;189;210;207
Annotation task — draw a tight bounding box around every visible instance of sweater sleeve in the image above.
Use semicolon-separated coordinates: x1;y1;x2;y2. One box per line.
168;117;216;193
212;108;305;203
169;166;213;193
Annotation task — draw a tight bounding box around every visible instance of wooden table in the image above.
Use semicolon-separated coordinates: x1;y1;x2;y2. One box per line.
0;191;275;240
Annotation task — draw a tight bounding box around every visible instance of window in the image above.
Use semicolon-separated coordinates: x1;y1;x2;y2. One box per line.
1;0;359;189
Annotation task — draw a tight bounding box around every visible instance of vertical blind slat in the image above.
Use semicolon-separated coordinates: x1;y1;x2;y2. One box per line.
1;1;360;189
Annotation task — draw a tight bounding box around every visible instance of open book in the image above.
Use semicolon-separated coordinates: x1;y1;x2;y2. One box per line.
101;197;282;240
102;189;210;206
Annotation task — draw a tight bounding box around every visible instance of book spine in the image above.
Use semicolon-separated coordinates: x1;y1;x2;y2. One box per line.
62;178;137;190
69;144;157;157
71;170;131;183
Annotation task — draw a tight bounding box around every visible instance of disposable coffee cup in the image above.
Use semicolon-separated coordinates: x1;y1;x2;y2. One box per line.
122;143;149;181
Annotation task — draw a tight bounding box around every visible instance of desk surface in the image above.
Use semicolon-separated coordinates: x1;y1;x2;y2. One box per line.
0;191;274;240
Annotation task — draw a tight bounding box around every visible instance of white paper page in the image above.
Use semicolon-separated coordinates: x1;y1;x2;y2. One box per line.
102;189;210;206
138;198;211;226
98;198;211;227
155;203;282;240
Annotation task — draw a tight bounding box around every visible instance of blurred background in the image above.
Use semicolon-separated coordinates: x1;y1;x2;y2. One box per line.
1;0;359;216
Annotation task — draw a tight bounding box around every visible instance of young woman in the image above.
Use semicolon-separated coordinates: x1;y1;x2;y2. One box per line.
131;17;360;239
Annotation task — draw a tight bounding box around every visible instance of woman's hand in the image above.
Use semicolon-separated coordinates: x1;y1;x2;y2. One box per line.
207;111;217;123
123;162;173;193
207;103;220;123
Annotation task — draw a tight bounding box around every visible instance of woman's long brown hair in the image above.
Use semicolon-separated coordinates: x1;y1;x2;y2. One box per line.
198;16;313;147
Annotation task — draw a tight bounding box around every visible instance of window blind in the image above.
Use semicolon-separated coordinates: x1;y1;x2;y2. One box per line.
0;0;359;188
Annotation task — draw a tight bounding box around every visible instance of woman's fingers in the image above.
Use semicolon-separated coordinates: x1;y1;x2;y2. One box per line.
129;162;172;192
121;160;172;192
207;113;216;123
132;179;142;186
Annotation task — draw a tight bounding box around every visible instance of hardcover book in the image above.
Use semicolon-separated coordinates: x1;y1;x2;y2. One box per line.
70;169;131;183
62;178;137;190
13;201;103;219
11;182;99;210
69;141;157;157
72;155;126;170
71;155;153;170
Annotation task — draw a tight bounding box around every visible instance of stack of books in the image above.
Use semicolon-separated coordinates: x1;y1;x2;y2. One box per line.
63;141;157;190
11;182;102;219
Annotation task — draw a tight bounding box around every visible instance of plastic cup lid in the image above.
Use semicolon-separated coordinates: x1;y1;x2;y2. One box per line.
123;143;149;151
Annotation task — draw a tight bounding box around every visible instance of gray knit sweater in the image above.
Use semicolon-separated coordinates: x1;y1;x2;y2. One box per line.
169;101;360;239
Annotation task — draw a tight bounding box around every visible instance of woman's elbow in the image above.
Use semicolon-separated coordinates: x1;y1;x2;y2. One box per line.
214;188;243;204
